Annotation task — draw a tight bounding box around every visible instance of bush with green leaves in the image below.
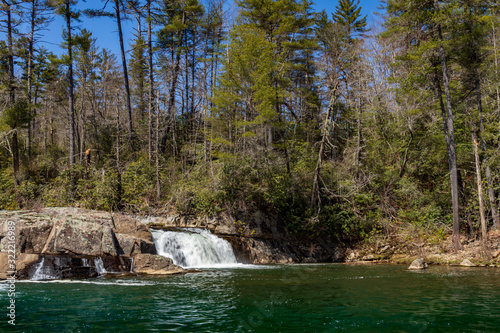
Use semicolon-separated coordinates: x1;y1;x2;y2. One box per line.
121;157;156;211
0;168;17;210
76;168;121;211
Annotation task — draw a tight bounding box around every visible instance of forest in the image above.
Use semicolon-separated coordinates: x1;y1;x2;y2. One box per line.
1;0;499;249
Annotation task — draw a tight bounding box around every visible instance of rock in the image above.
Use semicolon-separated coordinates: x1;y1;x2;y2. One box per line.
46;219;105;256
302;257;317;263
18;222;53;253
460;259;475;267
112;213;152;241
379;245;391;253
347;251;357;262
362;254;375;261
114;234;156;257
408;258;428;270
241;238;297;264
492;249;500;258
0;253;40;279
0;208;159;280
132;254;183;275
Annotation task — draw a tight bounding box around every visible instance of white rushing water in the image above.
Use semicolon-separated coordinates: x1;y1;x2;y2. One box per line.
30;258;58;281
152;228;239;268
94;257;107;275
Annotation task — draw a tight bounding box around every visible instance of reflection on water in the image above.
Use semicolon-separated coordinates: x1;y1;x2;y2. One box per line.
2;264;500;332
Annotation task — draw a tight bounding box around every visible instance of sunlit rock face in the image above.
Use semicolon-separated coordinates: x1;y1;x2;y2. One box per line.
0;208;181;280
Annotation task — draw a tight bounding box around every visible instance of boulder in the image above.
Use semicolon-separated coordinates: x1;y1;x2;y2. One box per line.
0;208;160;280
301;257;317;263
0;253;40;279
112;213;152;241
408;258;428;270
362;254;375;261
460;259;475;267
45;219;105;256
132;253;183;275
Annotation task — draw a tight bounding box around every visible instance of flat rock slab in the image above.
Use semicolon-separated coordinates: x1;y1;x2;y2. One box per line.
133;254;184;275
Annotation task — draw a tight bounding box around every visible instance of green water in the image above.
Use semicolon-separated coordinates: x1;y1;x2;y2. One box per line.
2;264;500;332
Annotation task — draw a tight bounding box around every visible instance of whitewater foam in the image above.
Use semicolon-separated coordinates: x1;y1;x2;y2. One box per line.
152;228;239;268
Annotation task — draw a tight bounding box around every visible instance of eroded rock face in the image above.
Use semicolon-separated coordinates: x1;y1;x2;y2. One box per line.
0;208;175;280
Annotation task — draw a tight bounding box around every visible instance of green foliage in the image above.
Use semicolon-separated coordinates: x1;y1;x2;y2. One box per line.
0;168;17;210
318;204;372;242
121;157;156;211
42;166;81;207
332;0;368;37
76;169;121;211
0;98;32;129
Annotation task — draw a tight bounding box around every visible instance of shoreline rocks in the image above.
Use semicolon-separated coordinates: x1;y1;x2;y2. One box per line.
0;208;183;280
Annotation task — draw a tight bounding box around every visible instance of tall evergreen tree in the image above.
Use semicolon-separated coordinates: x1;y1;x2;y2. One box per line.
332;0;368;38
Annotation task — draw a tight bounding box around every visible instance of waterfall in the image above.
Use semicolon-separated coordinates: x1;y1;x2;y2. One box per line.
94;257;107;275
152;228;238;268
30;258;58;281
82;258;89;267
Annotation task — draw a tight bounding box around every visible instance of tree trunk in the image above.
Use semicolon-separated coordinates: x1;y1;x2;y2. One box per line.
492;21;500;147
156;95;161;201
355;78;362;177
472;130;487;240
115;0;134;150
27;0;37;158
147;0;154;162
311;83;338;212
160;13;185;154
5;1;18;186
66;0;76;167
115;95;122;206
436;17;461;250
475;77;499;229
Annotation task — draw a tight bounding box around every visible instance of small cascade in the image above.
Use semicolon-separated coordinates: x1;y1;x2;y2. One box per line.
30;258;58;281
152;228;238;268
82;258;89;267
129;258;134;273
94;257;107;275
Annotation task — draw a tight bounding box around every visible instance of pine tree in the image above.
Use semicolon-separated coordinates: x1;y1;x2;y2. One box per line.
332;0;368;38
332;0;368;176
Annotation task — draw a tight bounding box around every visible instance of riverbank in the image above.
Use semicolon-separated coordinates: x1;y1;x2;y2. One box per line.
2;207;500;281
345;228;500;267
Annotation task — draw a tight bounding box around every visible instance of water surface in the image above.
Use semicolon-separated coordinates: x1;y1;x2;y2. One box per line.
2;264;500;332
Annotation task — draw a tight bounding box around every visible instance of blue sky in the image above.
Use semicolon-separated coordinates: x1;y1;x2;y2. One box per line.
24;0;383;57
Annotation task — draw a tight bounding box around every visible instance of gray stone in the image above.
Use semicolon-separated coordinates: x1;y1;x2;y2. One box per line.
362;254;375;261
408;258;428;270
460;259;475;267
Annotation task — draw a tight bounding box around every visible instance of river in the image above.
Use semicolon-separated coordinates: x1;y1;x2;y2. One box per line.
3;264;500;332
